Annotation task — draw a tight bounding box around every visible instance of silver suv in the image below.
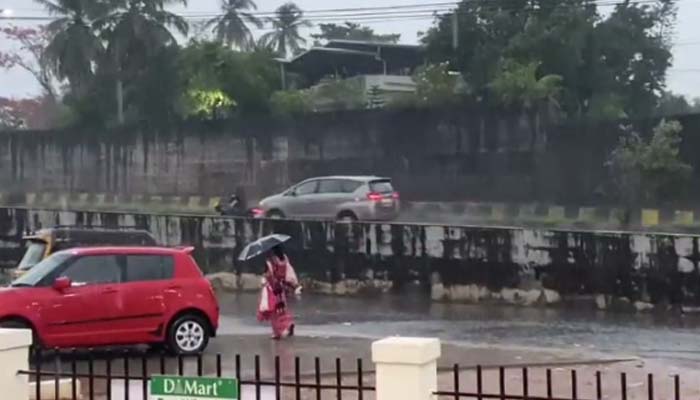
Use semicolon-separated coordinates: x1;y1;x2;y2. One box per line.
255;176;399;221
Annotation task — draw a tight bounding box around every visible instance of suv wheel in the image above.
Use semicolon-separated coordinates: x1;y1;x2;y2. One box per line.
267;210;285;219
337;211;358;222
168;315;210;355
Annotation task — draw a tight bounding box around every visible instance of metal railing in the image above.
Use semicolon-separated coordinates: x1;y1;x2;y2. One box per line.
18;349;375;400
435;365;683;400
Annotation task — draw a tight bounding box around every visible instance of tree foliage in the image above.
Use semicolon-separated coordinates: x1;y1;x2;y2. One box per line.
309;77;365;111
311;22;400;44
422;0;675;119
38;0;104;96
258;3;311;58
8;0;684;129
413;63;463;106
606;119;692;206
270;90;311;116
178;41;280;116
366;85;384;109
184;89;236;119
656;92;700;116
0;25;59;100
489;60;562;111
205;0;262;50
0;96;64;129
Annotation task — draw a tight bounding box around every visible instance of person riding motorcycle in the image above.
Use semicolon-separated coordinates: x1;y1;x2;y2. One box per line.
215;194;249;217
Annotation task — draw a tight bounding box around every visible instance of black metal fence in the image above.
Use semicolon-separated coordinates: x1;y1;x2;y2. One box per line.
435;364;687;400
19;351;696;400
18;349;375;400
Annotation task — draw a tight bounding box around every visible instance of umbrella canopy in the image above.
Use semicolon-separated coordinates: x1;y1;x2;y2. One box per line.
238;234;291;261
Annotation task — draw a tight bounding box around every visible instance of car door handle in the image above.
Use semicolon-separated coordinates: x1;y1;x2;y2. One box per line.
166;285;182;291
102;288;118;294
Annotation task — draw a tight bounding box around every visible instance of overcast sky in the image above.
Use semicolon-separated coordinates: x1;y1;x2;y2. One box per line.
1;0;700;99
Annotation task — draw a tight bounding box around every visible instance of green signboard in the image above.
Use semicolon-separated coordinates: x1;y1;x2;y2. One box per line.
150;375;238;400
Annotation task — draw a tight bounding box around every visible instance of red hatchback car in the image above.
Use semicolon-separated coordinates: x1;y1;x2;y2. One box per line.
0;246;219;355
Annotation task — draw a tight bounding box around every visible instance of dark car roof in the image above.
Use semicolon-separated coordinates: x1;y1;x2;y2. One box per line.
27;227;157;246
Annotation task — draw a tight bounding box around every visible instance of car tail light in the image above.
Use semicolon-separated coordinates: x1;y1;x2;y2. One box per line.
392;192;400;199
251;208;264;216
367;192;384;201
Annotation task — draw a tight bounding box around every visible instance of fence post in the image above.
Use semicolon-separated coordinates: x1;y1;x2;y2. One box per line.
372;337;441;400
0;328;32;400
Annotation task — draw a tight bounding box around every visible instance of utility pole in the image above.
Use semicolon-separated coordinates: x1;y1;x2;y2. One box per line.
452;12;459;50
114;42;124;125
280;63;287;90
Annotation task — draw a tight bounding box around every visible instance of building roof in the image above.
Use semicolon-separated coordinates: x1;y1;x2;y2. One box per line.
279;40;425;84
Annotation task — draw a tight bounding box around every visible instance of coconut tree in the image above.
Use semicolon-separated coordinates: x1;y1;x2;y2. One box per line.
34;0;105;96
205;0;262;50
259;3;311;58
95;0;189;123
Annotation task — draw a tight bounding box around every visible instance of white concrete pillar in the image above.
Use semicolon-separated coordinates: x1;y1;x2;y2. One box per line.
0;328;32;400
372;337;441;400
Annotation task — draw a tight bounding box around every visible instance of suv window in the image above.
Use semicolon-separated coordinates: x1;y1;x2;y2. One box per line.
61;255;122;286
294;181;318;196
341;180;362;193
318;179;344;194
369;180;394;193
126;255;174;282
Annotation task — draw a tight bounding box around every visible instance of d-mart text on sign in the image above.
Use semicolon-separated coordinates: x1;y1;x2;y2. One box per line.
150;375;238;400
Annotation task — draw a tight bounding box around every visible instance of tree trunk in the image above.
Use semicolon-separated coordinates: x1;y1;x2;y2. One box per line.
116;79;124;124
528;108;539;151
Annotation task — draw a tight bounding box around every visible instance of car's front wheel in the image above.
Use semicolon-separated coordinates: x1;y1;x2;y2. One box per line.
167;314;210;355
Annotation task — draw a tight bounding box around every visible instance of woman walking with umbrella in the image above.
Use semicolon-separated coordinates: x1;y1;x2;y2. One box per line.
239;235;300;339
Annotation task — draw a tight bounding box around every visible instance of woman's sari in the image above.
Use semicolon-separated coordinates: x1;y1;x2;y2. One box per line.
257;254;298;338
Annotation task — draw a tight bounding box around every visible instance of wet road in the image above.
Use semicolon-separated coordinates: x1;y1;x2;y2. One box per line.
32;291;700;399
218;290;700;367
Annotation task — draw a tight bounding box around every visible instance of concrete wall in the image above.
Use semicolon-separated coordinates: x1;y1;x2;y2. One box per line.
4;110;700;206
0;108;563;204
2;207;700;312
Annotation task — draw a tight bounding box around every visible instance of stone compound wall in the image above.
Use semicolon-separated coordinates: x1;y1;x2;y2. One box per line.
6;109;700;207
1;207;700;312
0;109;550;203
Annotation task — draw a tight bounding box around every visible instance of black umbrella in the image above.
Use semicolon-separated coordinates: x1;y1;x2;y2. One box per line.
238;234;291;261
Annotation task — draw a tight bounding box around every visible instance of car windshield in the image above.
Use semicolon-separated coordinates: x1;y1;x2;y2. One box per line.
369;180;394;193
17;240;47;270
11;252;72;287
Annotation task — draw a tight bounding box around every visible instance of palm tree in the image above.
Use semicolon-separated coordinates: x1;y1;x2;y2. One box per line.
205;0;262;50
98;0;189;54
34;0;105;97
259;3;311;58
96;0;189;123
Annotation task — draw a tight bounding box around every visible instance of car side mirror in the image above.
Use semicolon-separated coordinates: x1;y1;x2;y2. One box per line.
287;190;297;197
52;277;71;291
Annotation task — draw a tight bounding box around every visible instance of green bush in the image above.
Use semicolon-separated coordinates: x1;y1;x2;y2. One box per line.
270;90;312;116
